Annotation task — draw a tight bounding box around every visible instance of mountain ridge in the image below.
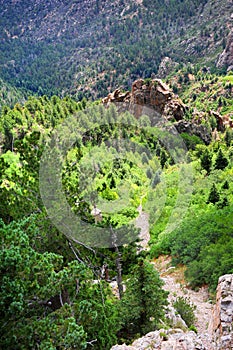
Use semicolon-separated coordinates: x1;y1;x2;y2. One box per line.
1;0;232;99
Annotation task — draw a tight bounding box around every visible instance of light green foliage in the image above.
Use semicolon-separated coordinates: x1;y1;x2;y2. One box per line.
0;150;35;221
225;128;233;147
173;296;196;328
149;139;233;292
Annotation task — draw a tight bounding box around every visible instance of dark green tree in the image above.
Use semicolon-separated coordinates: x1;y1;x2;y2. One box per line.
120;259;168;339
222;180;229;190
207;183;220;204
160;149;167;169
141;152;149;164
225;128;233;147
0;217;120;350
214;148;228;170
200;149;212;174
146;167;153;179
151;171;161;188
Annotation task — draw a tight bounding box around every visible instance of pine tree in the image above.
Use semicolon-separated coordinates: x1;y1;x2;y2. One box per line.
225;129;233;147
160;149;167;168
207;183;220;204
214;148;228;170
222;180;229;190
120;259;168;338
200;149;212;174
151;171;161;188
146;167;153;179
141;152;149;164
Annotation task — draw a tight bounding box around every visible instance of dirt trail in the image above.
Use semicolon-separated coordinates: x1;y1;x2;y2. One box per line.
135;208;150;250
153;256;214;349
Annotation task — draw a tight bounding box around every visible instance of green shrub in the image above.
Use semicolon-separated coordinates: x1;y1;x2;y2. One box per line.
180;132;204;150
173;297;196;327
189;324;197;333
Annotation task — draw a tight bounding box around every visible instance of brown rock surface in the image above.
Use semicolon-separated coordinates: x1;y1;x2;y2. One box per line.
210;110;233;131
102;78;186;123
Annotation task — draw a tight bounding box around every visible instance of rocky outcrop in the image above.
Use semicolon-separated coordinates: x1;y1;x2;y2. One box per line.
111;329;207;350
165;306;188;330
216;29;233;72
111;274;233;350
174;120;212;144
209;274;233;350
210;111;233;132
102;78;213;143
102;78;186;123
131;79;173;115
102;89;131;105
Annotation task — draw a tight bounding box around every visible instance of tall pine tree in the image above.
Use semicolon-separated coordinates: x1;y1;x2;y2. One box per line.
119;259;168;339
214;148;228;170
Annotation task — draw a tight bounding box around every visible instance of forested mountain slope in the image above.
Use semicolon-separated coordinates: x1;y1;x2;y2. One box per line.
0;70;233;348
0;0;232;99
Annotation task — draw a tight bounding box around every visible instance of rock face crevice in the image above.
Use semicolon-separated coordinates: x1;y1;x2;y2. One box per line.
209;274;233;350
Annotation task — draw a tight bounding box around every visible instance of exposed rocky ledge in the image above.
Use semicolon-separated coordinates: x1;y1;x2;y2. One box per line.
209;274;233;350
102;78;186;123
111;329;208;350
102;78;212;143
